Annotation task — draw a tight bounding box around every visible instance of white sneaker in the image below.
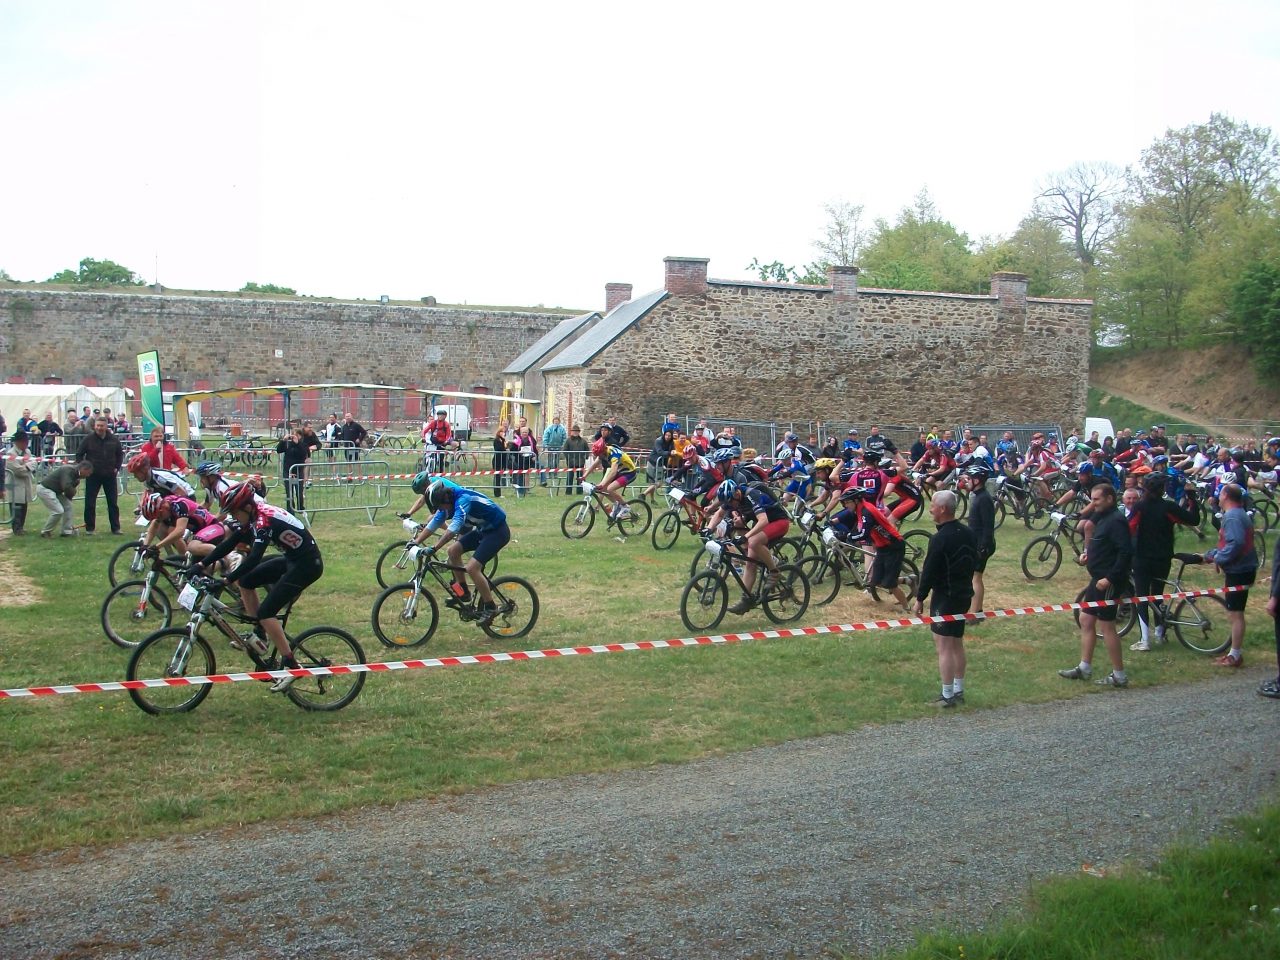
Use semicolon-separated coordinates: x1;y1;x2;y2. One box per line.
1130;638;1151;652
270;671;299;693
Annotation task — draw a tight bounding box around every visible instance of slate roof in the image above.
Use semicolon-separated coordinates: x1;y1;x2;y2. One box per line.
502;311;600;375
541;289;669;372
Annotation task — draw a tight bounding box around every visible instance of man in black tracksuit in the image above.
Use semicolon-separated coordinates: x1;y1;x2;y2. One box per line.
915;489;977;708
1129;473;1201;652
1060;484;1133;688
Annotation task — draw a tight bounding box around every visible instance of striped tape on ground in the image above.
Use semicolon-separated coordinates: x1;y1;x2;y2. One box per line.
0;586;1244;701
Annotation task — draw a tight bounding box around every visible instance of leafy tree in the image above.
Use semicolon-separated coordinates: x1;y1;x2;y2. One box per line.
0;268;13;282
241;282;297;295
858;189;981;293
47;257;145;286
974;216;1082;300
1232;260;1280;378
813;200;867;267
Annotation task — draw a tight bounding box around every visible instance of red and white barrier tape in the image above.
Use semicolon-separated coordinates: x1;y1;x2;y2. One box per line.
0;586;1245;701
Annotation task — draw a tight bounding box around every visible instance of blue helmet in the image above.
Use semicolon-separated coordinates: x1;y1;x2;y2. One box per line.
716;479;739;503
709;447;739;465
196;460;223;477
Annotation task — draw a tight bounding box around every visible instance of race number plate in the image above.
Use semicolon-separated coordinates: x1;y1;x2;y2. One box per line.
177;583;199;611
670;488;686;502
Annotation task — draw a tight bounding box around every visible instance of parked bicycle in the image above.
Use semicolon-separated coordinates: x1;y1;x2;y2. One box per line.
560;480;652;541
214;430;270;468
679;536;810;632
371;549;538;647
126;576;365;714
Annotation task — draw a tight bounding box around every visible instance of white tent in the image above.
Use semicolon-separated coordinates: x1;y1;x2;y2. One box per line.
0;384;134;427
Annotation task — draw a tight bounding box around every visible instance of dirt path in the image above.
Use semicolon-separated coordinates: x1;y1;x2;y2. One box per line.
2;671;1276;959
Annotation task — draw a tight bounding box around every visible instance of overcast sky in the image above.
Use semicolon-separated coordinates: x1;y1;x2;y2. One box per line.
2;0;1277;311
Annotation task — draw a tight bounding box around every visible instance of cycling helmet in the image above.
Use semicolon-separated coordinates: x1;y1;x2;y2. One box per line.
716;479;739;503
812;457;837;472
139;493;165;521
196;460;223;477
1230;446;1244;458
1074;442;1092;454
682;445;698;462
1183;443;1199;454
784;431;798;442
927;439;939;449
709;447;739;465
126;453;151;475
219;482;256;513
590;437;607;457
862;448;882;462
426;479;453;510
965;463;991;480
1151;455;1169;468
839;486;865;502
410;471;432;495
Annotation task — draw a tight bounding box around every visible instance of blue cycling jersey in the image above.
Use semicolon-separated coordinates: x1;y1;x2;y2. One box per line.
426;481;507;535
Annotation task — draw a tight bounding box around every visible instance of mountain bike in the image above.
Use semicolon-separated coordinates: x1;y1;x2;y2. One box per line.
101;550;193;649
1021;510;1087;581
992;473;1053;530
797;528;919;607
126;576;365;715
215;431;269;468
371;550;538;647
375;516;498;589
650;486;709;550
560;481;652;541
679;538;810;633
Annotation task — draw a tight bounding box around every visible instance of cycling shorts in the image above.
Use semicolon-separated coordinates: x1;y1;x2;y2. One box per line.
889;495;920;521
758;517;790;544
785;477;812;498
612;470;636;488
240;554;324;622
193;523;226;544
458;521;511;567
869;540;904;589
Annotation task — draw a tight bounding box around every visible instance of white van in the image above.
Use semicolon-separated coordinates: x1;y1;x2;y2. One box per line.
1084;416;1115;445
429;403;471;442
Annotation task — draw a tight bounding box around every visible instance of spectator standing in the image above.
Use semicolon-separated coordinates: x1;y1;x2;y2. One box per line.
640;428;676;501
321;413;340;461
63;410;87;458
1059;484;1133;688
1204;483;1259;667
914;489;978;707
37;460;92;537
510;426;538;498
139;426;189;472
540;415;566;488
563;424;589;494
658;412;681;436
36;411;62;458
1262;533;1280;699
76;416;125;534
5;432;36;534
490;422;509;497
339;412;367;474
276;427;310;513
15;408;37;437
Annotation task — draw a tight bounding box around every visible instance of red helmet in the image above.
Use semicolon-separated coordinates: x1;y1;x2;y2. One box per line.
127;453;151;475
139;493;165;521
219;482;256;513
591;437;607;457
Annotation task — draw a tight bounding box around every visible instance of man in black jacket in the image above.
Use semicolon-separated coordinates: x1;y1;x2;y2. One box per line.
1060;483;1133;687
76;416;124;534
915;489;978;708
1129;474;1201;652
965;463;997;615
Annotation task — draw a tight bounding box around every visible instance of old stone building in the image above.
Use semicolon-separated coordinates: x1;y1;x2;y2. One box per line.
537;257;1092;433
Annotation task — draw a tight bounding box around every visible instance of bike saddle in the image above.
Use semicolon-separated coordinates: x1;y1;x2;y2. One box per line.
1174;551;1204;564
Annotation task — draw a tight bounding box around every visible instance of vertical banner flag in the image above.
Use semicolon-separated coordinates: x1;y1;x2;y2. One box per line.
136;350;165;436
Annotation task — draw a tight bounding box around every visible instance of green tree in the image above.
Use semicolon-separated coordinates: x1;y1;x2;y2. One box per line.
47;257;145;286
241;282;297;295
858;189;981;293
1232;260;1280;379
974;216;1082;300
0;268;13;282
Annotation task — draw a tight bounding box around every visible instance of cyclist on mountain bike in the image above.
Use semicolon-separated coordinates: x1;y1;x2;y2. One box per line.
194;460;264;511
418;478;509;622
138;492;229;567
1019;434;1060;502
828;486;911;611
670;445;725;515
806;458;842;516
912;440;955;496
844;448;894;506
769;442;813;506
702;478;791;615
197;483;323;692
424;409;456;470
1055;445;1120;510
883;457;924;522
586;438;638;521
126;452;195;499
400;470;437;525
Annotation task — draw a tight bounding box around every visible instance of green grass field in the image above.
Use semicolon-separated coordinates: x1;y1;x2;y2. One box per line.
0;476;1262;860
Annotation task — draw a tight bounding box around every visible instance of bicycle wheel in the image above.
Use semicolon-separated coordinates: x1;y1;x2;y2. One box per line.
903;529;932;568
217;447;237;466
1256;529;1269;572
953;490;969;520
108;541;146;587
623;498;652;536
1073;589;1137;639
1253;498;1276;533
126;628;216;715
680;571;728;633
560;501;596;539
772;536;805;567
762;563;810;624
992;499;1007;530
372;582;439;648
798;554;841;606
651;510;684;550
375;541;415;589
286;627;367;711
1023;497;1054;531
689;542;717;578
1172;594;1231;655
480;576;540;640
101;579;173;650
1021;536;1063;580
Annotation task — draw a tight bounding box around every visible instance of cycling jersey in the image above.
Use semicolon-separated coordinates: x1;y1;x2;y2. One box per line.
1021;449;1057;474
1077;460;1121;492
203;501;319;575
164;496;218;531
147;468;195;499
428;483;507;536
726;486;788;525
844;466;893;505
731;463;771;486
831;499;903;549
605;446;637;474
884;467;922;502
428;420;453;446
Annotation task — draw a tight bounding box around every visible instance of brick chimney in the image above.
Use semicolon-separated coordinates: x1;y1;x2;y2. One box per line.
991;272;1028;311
605;282;633;314
827;264;859;302
664;257;709;297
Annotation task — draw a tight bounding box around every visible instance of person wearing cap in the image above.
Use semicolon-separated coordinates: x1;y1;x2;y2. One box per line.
1203;483;1258;668
4;432;37;534
842;429;862;454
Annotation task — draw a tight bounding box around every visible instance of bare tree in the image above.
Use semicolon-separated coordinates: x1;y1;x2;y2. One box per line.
813;200;867;266
1035;162;1125;272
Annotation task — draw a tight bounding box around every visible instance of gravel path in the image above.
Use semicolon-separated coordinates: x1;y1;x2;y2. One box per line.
2;670;1277;960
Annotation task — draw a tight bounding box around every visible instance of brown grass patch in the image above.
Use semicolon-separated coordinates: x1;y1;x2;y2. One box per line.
0;532;42;606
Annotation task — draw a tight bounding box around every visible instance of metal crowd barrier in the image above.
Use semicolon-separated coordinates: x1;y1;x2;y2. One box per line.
287;460;391;526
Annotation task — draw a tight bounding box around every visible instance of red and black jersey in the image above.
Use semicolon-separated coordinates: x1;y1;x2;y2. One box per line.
884;467;921;502
843;467;893;506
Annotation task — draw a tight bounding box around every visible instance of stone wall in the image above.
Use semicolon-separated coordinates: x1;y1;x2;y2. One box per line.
546;267;1091;434
2;289;564;414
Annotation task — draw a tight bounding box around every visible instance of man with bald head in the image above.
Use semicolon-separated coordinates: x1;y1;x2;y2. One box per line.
915;489;978;708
